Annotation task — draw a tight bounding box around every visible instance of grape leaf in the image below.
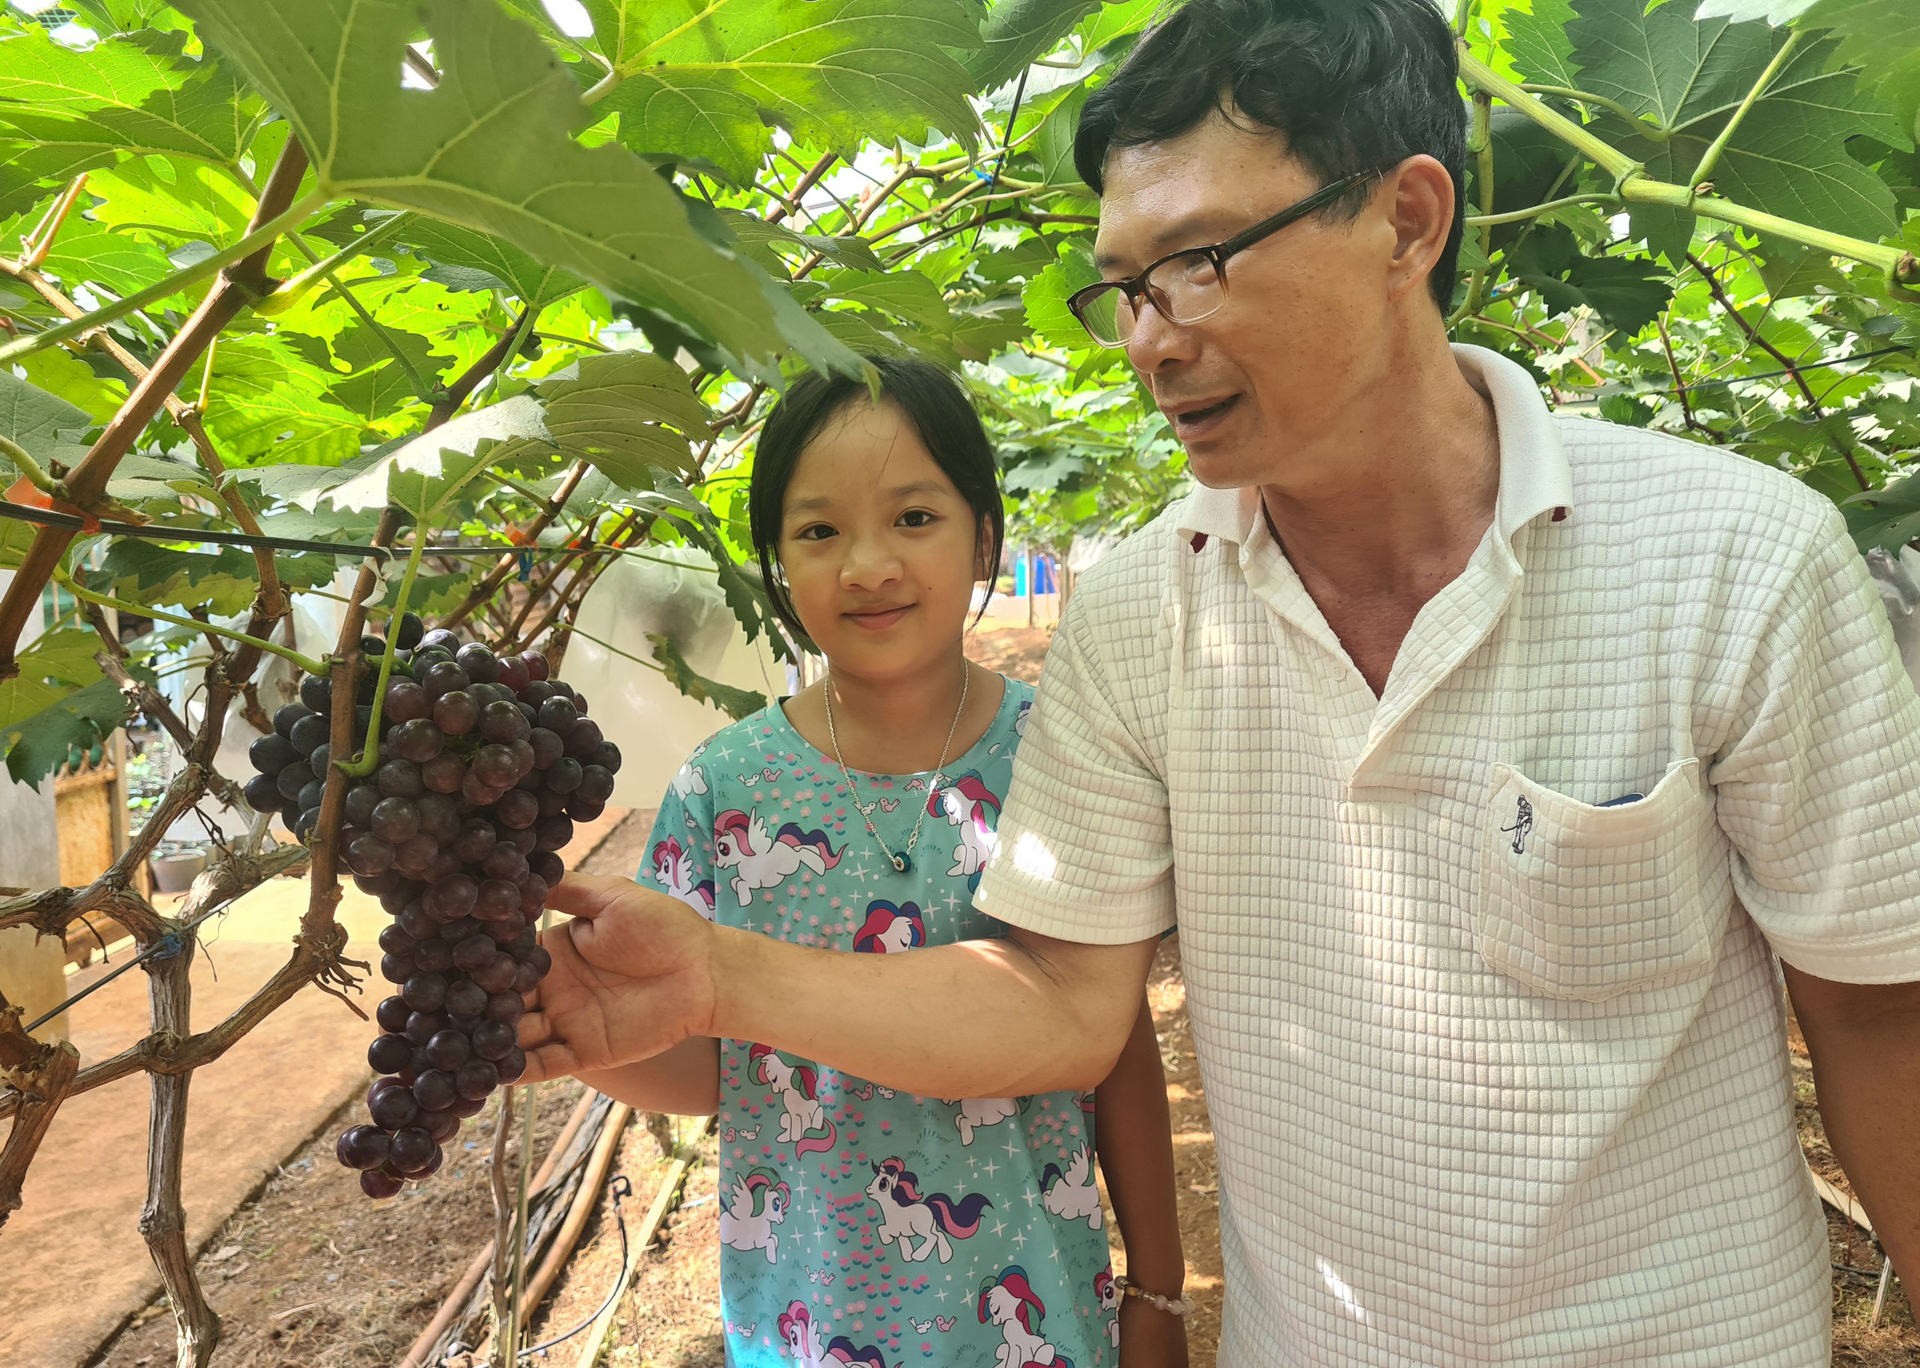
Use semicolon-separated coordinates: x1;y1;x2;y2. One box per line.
646;631;767;720
1503;0;1580;90
39;222;176;298
85;541;335;615
0;368;94;469
0;674;129;789
185;335;366;467
535;351;711;488
972;0;1102;92
329;396;552;517
14;349;129;427
0;629;106;733
1696;0;1818;20
1023;240;1099;351
396;218;587;308
1844;468;1920;552
1076;0;1165;56
1567;5;1903;261
1803;0;1920;145
0;141;118;217
591;0;979;185
818;268;955;336
1507;228;1674;335
85;153;259;246
172;0;860;379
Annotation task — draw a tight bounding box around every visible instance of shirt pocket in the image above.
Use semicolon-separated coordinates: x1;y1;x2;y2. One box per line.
1477;756;1731;1003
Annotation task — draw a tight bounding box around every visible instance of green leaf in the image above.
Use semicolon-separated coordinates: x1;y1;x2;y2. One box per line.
86;540;333;616
1503;0;1580;90
1508;228;1674;334
1023;239;1099;350
594;0;981;183
1696;0;1819;20
1844;469;1920;551
396;218;588;308
1486;106;1581;248
12;349;127;427
1033;83;1089;187
104;453;219;502
84;153;258;246
185;335;366;467
330;396;552;517
0;368;93;469
0;629;106;732
0;140;117;217
1076;0;1165;55
818;267;955;336
1;673;129;789
1567;5;1903;258
646;631;766;720
535;351;711;488
39;221;176;298
972;0;1102;92
172;0;861;379
1802;0;1920;145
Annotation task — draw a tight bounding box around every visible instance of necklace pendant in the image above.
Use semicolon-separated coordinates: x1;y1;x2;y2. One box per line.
891;852;910;875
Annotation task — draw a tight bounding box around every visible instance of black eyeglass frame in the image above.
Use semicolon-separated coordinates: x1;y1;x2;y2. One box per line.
1066;167;1391;347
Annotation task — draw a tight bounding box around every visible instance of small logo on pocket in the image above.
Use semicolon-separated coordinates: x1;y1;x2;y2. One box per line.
1501;795;1533;854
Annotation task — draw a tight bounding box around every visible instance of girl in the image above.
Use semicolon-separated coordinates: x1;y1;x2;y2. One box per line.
574;357;1187;1366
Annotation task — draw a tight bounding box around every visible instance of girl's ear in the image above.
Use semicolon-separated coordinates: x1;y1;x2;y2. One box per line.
974;519;995;581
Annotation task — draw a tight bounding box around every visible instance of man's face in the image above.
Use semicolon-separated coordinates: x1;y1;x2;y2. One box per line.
1093;112;1400;491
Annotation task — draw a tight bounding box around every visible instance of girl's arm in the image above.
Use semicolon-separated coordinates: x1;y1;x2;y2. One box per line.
1096;993;1189;1368
574;1036;721;1116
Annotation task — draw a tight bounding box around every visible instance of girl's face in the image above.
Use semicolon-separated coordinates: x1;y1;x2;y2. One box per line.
777;399;989;681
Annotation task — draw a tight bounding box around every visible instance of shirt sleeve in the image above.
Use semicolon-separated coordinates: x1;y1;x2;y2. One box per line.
976;594;1176;944
1710;510;1920;982
638;749;720;921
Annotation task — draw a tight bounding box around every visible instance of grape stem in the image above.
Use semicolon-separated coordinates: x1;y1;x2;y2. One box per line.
338;525;429;779
52;570;327;675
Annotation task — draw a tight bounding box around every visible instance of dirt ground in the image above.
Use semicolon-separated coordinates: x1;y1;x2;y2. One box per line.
77;624;1920;1366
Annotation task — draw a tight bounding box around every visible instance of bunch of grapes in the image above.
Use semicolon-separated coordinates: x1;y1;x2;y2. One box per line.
245;612;621;1199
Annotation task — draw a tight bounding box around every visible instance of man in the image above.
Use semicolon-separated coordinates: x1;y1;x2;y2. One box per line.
521;0;1920;1361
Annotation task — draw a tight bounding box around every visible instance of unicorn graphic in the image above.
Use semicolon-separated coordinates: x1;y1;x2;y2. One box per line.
1015;700;1031;737
929;770;1001;889
719;1166;789;1264
1095;1269;1120;1348
669;757;709;799
713;809;843;907
978;1265;1069;1368
775;1301;888;1366
749;1043;836;1156
1040;1144;1103;1230
851;900;926;954
951;1096;1019;1147
648;835;716;916
867;1156;992;1264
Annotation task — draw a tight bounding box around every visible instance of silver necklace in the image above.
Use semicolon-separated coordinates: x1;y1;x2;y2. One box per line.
823;662;970;876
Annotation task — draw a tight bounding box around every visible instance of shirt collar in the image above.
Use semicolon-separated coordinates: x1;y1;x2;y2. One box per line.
1173;342;1574;549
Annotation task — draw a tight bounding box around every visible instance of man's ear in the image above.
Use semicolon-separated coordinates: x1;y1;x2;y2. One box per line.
1382;155;1455;308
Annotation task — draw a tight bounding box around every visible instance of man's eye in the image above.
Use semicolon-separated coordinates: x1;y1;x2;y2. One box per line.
899;509;935;528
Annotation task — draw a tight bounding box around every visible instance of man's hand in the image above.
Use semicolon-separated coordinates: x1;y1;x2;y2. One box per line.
516;875;718;1083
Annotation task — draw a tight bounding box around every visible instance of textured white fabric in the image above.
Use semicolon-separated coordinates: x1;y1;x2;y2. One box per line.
977;344;1920;1366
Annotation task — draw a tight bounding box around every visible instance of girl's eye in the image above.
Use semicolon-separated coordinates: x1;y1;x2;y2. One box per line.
898;509;935;528
793;524;836;542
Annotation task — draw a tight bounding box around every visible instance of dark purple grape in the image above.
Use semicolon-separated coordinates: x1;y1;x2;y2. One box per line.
393;833;438;877
445;978;488;1019
544;757;584;795
405;1010;448;1046
368;1081;418;1129
470;744;519;789
385;680;431;724
361;1169;404;1199
520;651;550;682
521;680;555;706
426;852;462;882
370;796;421;844
485;991;525;1024
511;960;543;996
497;655;530;692
421;1108;459;1143
413;937;454;972
472;953;518;994
420;628;460;654
573;692;589;715
341;782;379;827
296;780;326;815
390;718;446;763
250;734;301;774
567;798;607;823
505;736;536;775
495;789;539;830
347;835;397;878
481;843;529;882
527;728;564;770
576;765;615;804
411;1069;457;1112
475;878;521;922
354;702;376;735
376;758;424;799
480;700;530;744
451;820;497;864
426;1029;472;1070
589;741;621;774
456;1058;500;1100
563;718;603;758
355;870;399;898
415;793;460;842
402;971;448;1011
390;1127;439;1176
243;772;282;812
376;995;412;1033
453;933;497;972
447;1012;483;1035
485;915;528;944
471;1019;517;1060
421;661;471;699
377;923;415;956
537;696;578;735
377;880;416;915
301;672;333;715
394;611;425;651
395;907;434;943
521;944;553;976
433;691;480;739
276;761;313;802
368;1033;413;1073
495;1048;528;1085
421;753;466;794
494;825;533;857
462;773;507;807
527;851;565;887
438;915;484;943
538;788;570;818
535;816;574;853
518;875;551;915
336;1124;390;1171
426;874;478;921
290;712;331;756
456;643;499;684
448;1094;488;1119
549;680;576;703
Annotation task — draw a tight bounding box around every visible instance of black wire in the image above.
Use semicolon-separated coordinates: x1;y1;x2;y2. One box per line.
970;66;1030;252
22;896;230;1033
1580;344;1913;399
487;1174;635;1362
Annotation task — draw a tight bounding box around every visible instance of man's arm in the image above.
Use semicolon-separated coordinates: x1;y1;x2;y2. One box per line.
1782;963;1920;1286
574;1037;721;1117
519;875;1158;1100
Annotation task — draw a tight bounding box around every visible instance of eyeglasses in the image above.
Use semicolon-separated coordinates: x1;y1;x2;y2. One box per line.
1066;168;1387;348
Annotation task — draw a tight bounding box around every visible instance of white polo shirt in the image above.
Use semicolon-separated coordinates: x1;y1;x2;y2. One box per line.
977;345;1920;1366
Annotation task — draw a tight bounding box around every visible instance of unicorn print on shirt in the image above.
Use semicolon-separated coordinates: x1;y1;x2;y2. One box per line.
851;900;926;954
669;751;709;799
712;809;843;907
749;1043;836;1156
720;1166;790;1264
979;1265;1067;1368
1094;1269;1120;1348
930;771;1001;889
867;1156;992;1264
952;1096;1020;1146
1040;1145;1103;1230
648;835;716;916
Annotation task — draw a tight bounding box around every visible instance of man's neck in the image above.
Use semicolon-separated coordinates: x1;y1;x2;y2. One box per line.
1259;336;1501;603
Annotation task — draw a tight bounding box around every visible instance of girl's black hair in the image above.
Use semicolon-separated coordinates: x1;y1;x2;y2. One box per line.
748;356;1006;646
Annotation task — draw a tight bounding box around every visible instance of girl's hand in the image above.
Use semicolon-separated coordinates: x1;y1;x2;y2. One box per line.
516;875;719;1083
1118;1294;1191;1368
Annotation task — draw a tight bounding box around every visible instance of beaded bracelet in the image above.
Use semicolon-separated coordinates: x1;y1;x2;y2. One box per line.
1114;1275;1196;1317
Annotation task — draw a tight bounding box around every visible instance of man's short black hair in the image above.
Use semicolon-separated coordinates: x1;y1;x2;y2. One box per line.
1075;0;1467;311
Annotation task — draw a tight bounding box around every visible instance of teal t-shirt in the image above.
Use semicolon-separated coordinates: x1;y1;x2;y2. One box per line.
642;675;1119;1367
